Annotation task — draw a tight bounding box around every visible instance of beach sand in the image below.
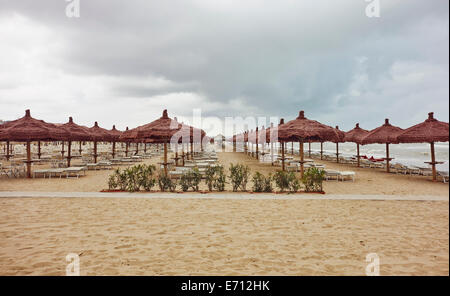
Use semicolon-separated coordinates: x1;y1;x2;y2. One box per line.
0;197;448;275
0;150;448;275
0;151;449;196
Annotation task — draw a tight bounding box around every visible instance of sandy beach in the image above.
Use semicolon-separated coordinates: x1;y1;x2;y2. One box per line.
0;197;447;276
1;151;449;196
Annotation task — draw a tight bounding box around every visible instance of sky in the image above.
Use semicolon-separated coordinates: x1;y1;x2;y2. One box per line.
0;0;448;136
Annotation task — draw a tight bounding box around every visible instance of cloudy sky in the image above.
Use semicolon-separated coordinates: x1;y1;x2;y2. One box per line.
0;0;448;136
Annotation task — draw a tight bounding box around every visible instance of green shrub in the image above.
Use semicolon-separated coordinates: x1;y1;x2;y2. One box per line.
229;163;250;192
178;167;202;192
263;173;273;192
273;170;290;192
273;170;300;193
252;171;265;192
157;170;177;192
301;167;325;192
288;174;301;193
205;165;226;191
108;168;119;190
179;173;190;192
213;166;226;191
107;165;157;192
205;166;216;191
188;167;202;191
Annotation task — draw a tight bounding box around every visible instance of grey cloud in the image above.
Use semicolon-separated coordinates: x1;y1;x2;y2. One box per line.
0;0;448;132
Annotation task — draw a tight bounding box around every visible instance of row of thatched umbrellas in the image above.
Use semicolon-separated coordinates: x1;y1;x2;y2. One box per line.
0;109;206;178
231;110;449;181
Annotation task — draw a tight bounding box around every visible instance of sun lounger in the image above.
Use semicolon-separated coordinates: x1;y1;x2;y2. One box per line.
47;168;67;178
86;163;99;170
339;171;355;182
64;167;87;178
325;170;340;181
438;171;449;183
33;169;50;178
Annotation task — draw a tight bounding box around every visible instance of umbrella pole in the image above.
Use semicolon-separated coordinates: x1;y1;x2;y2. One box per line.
94;141;98;163
336;142;339;163
431;142;437;182
175;142;178;166
182;144;185;166
6;141;10;161
38;141;41;159
144;143;147;153
291;142;294;155
308;141;311;158
357;144;360;167
281;142;285;171
190;141;194;159
112;141;116;159
79;141;82;156
300;141;304;178
125;142;128;157
26;141;31;178
256;138;259;161
386;143;390;173
320;142;323;160
135;142;139;155
67;141;72;167
270;141;274;166
61;141;65;158
164;141;168;176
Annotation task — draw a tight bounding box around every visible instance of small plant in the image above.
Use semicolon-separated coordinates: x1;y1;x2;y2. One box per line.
273;170;291;192
205;166;216;191
139;164;156;191
179;173;190;192
288;173;301;193
252;171;265;192
108;168;119;190
188;167;202;191
204;165;226;191
263;173;273;192
158;170;177;192
301;167;325;192
229;163;250;192
213;166;226;191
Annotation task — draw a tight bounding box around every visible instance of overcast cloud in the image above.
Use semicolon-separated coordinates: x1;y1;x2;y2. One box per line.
0;0;448;135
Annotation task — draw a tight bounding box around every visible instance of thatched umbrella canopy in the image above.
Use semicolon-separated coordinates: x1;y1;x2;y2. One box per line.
360;118;403;173
0;109;66;178
108;125;123;159
89;122;114;163
122;110;182;175
278;110;342;175
60;117;92;167
344;123;369;167
395;112;449;181
332;126;346;163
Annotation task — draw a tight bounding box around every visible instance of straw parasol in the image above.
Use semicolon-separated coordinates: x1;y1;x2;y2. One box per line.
108;125;123;159
360;118;403;173
89;122;114;163
0;109;65;178
395;112;449;181
278;110;342;176
332;126;346;163
123;110;183;175
344;123;369;167
60;117;92;167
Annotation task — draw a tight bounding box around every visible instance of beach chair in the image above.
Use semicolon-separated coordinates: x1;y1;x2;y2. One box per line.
438;171;449;183
325;170;340;181
64;167;87;178
47;168;67;178
339;171;355;182
33;169;50;178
